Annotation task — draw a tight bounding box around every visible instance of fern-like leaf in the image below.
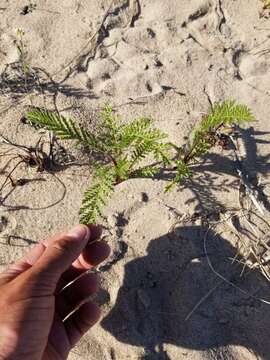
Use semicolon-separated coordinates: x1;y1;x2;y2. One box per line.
190;101;255;160
100;105;120;134
123;118;168;165
26;109;97;149
263;0;270;8
118;118;152;148
131;166;160;178
165;160;192;192
199;101;255;134
169;100;254;191
79;168;115;224
189;134;212;160
114;158;131;181
153;143;173;165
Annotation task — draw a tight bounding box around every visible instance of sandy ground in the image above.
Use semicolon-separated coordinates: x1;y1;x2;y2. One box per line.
1;0;270;359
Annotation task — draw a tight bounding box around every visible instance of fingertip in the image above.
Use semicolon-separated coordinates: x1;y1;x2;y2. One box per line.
86;224;102;243
81;240;111;267
67;225;90;242
34;225;92;278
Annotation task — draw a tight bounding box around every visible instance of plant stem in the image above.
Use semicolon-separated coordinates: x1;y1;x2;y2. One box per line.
107;153;117;166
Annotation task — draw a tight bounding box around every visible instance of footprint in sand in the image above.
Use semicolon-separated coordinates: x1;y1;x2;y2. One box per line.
239;53;270;79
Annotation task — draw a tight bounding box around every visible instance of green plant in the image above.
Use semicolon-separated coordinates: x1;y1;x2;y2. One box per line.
15;28;30;83
263;0;270;8
26;101;254;224
166;101;255;190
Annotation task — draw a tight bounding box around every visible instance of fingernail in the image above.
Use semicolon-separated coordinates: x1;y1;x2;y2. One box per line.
67;225;89;240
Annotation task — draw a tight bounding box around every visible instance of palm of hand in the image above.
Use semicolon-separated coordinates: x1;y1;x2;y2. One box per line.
0;225;110;360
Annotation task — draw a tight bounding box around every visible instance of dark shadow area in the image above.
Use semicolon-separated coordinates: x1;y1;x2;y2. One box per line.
190;127;270;213
0;62;97;102
102;225;270;359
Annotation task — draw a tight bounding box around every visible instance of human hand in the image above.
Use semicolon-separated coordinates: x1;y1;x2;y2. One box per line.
0;224;110;359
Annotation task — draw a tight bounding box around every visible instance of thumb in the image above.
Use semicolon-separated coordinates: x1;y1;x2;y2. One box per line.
32;225;90;281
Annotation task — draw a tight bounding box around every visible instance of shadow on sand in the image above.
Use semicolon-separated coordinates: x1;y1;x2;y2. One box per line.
102;225;270;359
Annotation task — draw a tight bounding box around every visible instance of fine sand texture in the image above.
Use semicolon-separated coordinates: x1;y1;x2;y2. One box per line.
1;0;270;359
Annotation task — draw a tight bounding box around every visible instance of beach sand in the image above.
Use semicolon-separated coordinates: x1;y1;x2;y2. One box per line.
1;1;270;359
